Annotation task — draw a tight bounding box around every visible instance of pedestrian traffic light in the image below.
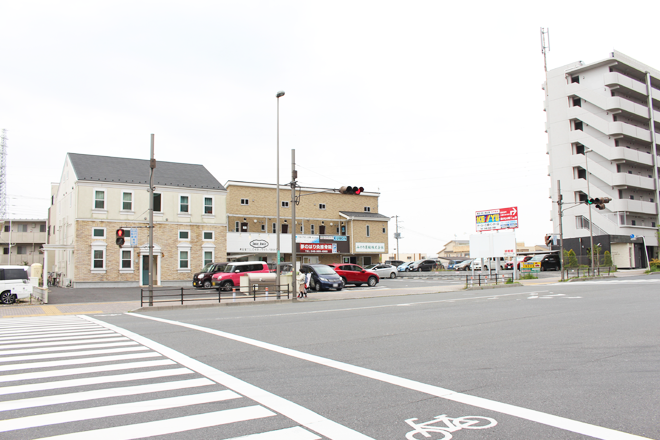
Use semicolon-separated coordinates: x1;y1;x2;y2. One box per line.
339;186;365;195
116;228;125;246
595;197;611;210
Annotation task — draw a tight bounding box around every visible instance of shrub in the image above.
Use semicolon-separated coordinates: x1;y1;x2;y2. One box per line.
603;251;613;267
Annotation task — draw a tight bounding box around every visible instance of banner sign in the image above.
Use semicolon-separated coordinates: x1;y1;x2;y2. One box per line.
355;242;385;253
296;235;319;243
521;261;541;274
299;243;334;253
475;206;518;231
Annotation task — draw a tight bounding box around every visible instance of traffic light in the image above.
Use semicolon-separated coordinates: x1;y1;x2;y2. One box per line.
339;186;364;195
116;229;125;246
595;197;611;210
587;198;595;205
545;235;552;246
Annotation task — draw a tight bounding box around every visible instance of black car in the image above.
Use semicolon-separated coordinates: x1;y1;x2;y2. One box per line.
192;262;228;288
409;259;438;272
528;253;561;271
301;264;343;291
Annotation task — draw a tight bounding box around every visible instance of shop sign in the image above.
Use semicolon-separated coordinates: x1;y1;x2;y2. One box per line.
296;235;319;243
475;206;519;232
355;242;385;253
521;261;541;274
299;243;335;253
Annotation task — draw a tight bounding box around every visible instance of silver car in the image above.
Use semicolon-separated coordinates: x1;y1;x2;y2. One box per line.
365;264;397;279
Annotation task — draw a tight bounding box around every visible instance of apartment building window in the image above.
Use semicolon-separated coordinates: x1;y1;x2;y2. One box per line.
577;168;586;180
319;203;326;210
203;231;214;241
92;249;105;270
572;97;581;107
17;224;28;232
319;225;326;235
179;251;189;269
300;224;304;233
261;224;266;232
122;192;133;211
179;230;190;240
653;222;657;227
571;75;580;84
16;246;27;254
92;228;105;238
310;225;315;234
575;143;585;155
618;190;624;199
573;120;583;131
366;225;370;237
241;198;249;205
629;195;635;200
40;224;46;233
94;190;106;210
153;193;162;212
282;201;289;208
3;225;8;232
204;197;213;214
180;195;190;213
235;221;239;232
631;220;636;226
121;250;132;269
272;223;276;233
382;227;386;233
204;251;213;266
364;207;371;212
281;224;289;234
2;248;7;255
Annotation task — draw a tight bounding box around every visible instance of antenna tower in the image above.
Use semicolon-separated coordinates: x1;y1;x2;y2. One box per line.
0;129;7;219
540;27;550;97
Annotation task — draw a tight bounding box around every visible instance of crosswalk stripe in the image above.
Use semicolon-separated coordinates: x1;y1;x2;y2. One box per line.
0;359;175;383
0;351;160;372
32;405;277;440
0;339;132;355
0;390;242;432
0;321;95;329
0;325;103;335
0;330;115;343
0;336;128;350
0;345;146;366
0;378;215;411
225;427;322;440
0;367;193;396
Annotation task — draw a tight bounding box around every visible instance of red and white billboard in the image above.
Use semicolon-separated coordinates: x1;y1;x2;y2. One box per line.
475;206;518;232
298;243;335;253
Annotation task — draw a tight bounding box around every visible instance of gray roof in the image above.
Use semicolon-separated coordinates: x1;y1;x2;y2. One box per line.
68;153;225;190
339;211;390;220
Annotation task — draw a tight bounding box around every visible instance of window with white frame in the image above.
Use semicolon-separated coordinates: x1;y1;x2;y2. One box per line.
18;224;28;232
310;224;315;234
272;223;276;233
204;197;213;214
153;193;162;212
234;221;239;232
17;246;27;254
92;228;105;238
282;201;289;208
203;251;213;266
203;231;214;241
319;203;326;210
180;195;190;213
382;226;386;233
90;241;107;273
364;206;371;212
179;250;189;269
94;190;106;210
122;192;133;211
121;249;133;270
261;223;266;232
241;198;249;205
179;230;190;240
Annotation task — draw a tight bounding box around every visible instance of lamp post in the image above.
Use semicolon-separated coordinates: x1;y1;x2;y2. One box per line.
584;148;595;274
275;91;285;298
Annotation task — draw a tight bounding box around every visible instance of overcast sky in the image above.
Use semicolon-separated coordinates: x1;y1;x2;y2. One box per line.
2;1;659;255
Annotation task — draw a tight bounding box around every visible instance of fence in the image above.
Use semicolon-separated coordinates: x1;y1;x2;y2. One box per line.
562;266;615;279
464;273;512;287
140;284;292;307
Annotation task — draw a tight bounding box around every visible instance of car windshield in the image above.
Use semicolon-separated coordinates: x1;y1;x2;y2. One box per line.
365;265;377;269
529;255;545;262
313;266;337;275
200;263;215;273
222;264;237;272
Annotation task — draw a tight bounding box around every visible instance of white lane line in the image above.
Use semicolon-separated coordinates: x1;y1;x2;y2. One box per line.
0;345;147;365
0;351;160;372
0;359;175;383
0;325;103;335
0;390;241;433
0;330;115;343
0;378;214;411
225;426;322;440
33;406;277;440
128;313;652;440
0;336;128;350
83;316;375;440
0;367;193;396
0;340;133;356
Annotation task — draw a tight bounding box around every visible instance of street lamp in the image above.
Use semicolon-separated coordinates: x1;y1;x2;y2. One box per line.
276;91;285;297
584;148;595;275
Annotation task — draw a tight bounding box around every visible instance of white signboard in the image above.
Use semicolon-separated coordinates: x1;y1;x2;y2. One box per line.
469;232;516;258
355;242;386;253
227;233;292;253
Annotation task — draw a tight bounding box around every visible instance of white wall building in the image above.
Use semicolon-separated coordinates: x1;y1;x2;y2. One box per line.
545;51;659;268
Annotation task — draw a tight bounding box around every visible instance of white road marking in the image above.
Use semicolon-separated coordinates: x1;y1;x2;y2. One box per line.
0;340;136;357
225;426;322;440
0;351;160;372
0;345;147;365
0;330;115;343
0;390;241;432
0;325;103;335
0;378;214;411
0;336;128;350
0;367;193;396
82;316;375;440
128;313;652;440
33;406;278;440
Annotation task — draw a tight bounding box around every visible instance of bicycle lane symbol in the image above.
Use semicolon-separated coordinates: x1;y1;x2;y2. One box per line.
405;414;497;439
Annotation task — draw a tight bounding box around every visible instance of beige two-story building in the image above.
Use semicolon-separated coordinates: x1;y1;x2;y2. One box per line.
46;153;227;287
0;219;47;266
225;181;389;267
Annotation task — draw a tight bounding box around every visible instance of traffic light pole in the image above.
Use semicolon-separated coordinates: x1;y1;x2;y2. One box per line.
584;149;595;274
291;149;297;297
558;180;564;281
149;134;155;306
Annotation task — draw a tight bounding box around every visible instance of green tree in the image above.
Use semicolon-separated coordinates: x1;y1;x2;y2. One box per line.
603;250;613;267
566;249;578;268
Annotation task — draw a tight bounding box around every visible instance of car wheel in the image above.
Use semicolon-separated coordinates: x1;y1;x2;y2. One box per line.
221;281;234;291
367;276;377;287
203;280;212;289
0;291;15;304
313;280;321;291
336;285;343;291
389;272;396;279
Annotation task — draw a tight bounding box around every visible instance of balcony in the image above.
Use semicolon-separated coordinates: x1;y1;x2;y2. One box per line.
568;131;654;166
610;199;657;215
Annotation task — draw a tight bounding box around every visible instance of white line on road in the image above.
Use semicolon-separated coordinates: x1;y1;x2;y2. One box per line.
127;312;652;440
0;351;160;372
0;336;128;350
0;345;146;365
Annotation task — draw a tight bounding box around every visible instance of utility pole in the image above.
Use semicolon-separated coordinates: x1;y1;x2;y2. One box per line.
584;149;595;274
290;149;297;297
558;180;564;281
149;134;155;306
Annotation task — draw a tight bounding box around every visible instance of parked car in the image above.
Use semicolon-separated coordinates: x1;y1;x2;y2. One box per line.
301;264;343;291
192;262;228;289
385;260;404;267
327;263;379;287
397;262;414;272
483;257;506;271
527;253;561;271
211;261;270;291
505;256;532;270
409;259;438;272
0;266;31;304
446;260;465;270
454;260;473;271
267;263;293;274
365;264;397;279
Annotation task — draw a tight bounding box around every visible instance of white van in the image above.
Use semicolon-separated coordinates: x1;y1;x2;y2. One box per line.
0;266;32;304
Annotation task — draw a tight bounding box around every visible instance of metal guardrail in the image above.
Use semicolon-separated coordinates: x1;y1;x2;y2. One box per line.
140;284;292;307
464;273;512;287
563;266;614;279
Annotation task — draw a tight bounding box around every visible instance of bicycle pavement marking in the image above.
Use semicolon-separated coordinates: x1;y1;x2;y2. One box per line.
125;309;653;440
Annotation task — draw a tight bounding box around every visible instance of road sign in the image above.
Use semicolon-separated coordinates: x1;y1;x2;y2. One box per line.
130;228;138;247
475;206;518;232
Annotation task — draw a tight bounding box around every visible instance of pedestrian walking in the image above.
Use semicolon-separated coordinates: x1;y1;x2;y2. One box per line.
296;270;306;298
303;272;312;297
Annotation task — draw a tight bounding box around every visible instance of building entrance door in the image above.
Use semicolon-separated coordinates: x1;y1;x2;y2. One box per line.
142;255;158;285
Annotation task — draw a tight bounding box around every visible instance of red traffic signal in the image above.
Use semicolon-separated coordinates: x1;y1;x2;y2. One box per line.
339;186;365;195
116;229;126;246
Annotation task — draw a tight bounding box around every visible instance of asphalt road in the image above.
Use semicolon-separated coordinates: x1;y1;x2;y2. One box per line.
1;276;658;439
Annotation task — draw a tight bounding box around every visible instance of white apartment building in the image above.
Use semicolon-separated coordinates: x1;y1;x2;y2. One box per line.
545;51;659;268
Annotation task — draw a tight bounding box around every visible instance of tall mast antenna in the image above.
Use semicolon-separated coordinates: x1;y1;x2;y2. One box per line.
0;129;7;220
540;27;550;97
